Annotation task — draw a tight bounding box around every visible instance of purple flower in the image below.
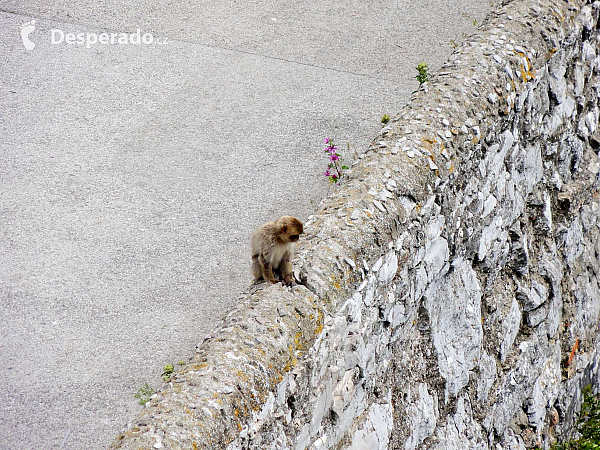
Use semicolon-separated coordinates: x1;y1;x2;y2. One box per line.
322;137;346;183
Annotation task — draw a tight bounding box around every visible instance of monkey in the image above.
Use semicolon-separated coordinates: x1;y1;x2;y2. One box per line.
251;215;304;286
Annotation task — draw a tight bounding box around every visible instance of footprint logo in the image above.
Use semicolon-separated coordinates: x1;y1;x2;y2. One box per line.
20;20;36;51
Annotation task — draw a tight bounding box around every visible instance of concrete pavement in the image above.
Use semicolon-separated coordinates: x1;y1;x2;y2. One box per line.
0;1;491;448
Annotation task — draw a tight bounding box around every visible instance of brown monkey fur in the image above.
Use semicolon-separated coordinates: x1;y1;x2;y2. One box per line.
251;216;303;286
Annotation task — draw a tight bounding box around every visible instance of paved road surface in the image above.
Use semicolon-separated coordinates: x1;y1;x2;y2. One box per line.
0;1;491;448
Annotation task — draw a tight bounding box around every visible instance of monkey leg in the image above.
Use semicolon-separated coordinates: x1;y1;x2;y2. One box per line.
251;255;262;281
258;254;278;284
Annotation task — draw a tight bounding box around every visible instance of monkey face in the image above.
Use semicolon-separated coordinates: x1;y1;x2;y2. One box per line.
277;216;304;243
283;226;302;243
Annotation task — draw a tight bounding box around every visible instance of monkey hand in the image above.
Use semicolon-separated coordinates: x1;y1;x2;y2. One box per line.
282;276;294;287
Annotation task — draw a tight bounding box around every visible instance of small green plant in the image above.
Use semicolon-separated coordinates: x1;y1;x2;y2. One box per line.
162;363;174;381
178;360;185;366
322;138;349;184
550;385;600;449
461;12;478;26
578;385;600;443
416;62;430;87
449;39;459;49
381;114;390;126
134;383;155;406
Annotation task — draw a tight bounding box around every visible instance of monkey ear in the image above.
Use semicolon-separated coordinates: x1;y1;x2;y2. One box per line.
281;225;288;234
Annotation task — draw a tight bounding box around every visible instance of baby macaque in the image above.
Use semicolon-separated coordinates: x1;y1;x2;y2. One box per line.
251;216;303;286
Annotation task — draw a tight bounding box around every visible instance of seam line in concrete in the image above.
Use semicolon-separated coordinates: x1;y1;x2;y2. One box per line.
1;7;402;84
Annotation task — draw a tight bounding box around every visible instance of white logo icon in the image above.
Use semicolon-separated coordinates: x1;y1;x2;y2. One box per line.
21;20;36;51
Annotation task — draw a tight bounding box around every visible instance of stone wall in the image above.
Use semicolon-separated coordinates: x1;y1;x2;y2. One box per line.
111;0;600;448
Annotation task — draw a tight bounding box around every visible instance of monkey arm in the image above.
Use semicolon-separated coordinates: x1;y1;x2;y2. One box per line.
258;254;278;284
280;250;294;286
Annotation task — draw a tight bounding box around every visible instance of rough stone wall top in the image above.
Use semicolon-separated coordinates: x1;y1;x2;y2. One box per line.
112;0;600;448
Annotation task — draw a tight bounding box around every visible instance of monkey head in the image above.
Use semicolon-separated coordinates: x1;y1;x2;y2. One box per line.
276;216;304;243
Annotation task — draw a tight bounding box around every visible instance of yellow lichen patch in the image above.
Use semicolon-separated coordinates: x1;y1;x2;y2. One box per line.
519;63;535;82
283;356;298;373
329;274;342;290
259;391;268;404
315;310;324;335
448;161;454;173
523;55;535;77
421;137;438;155
236;370;250;383
193;442;198;450
547;48;558;59
294;332;307;352
269;373;284;389
519;63;528;82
